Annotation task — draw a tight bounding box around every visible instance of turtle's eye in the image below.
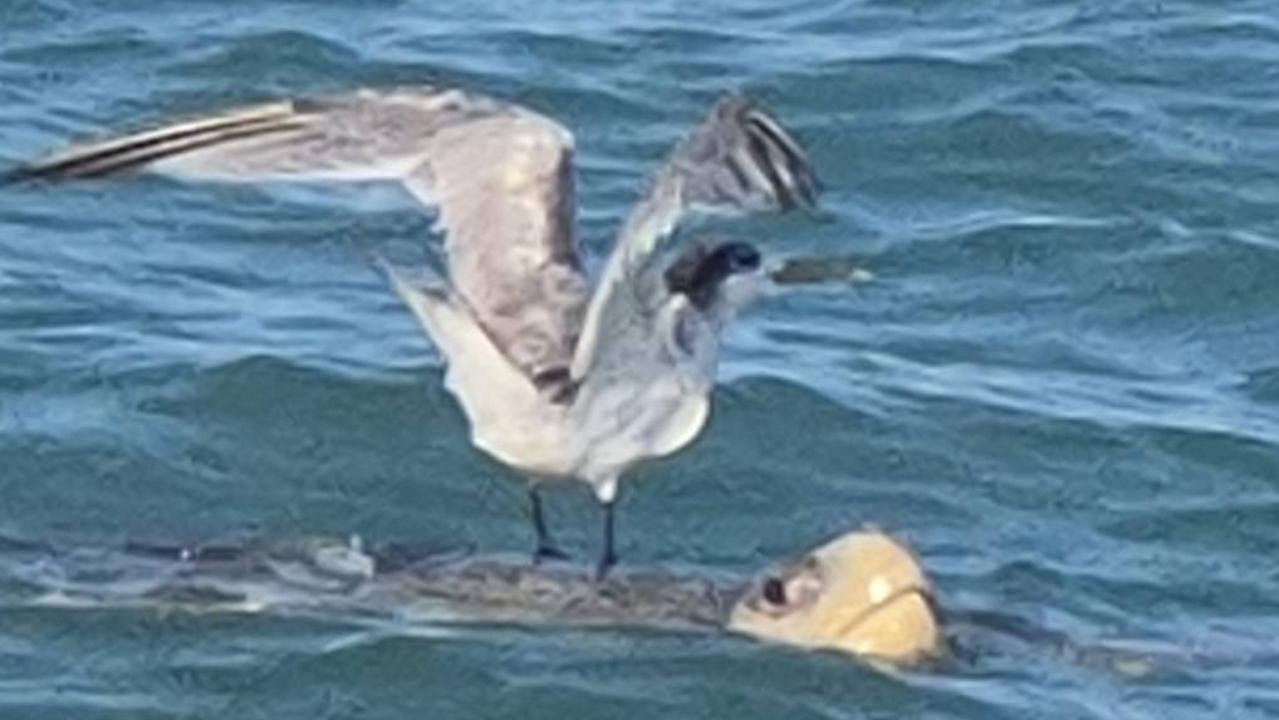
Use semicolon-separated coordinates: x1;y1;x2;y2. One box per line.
763;576;787;605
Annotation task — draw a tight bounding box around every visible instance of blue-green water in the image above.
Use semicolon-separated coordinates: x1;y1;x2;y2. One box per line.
3;1;1279;717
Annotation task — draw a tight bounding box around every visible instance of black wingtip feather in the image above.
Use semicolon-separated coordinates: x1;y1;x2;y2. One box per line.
677;93;822;215
744;130;797;211
741;112;818;211
5;110;304;183
742;110;819;210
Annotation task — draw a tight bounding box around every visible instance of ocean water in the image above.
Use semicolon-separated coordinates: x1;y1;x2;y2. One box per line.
2;0;1279;717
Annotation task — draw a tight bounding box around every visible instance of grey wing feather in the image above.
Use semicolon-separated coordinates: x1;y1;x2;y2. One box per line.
12;87;590;384
570;94;818;379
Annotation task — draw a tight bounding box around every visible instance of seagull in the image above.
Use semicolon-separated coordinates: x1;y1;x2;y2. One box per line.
9;86;818;578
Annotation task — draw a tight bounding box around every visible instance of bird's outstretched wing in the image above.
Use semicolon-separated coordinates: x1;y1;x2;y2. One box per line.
10;87;590;384
570;94;818;380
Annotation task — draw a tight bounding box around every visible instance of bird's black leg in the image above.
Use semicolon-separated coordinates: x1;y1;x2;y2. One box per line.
594;499;618;582
529;486;569;564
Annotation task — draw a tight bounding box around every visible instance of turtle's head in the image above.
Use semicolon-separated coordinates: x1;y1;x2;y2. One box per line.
664;239;765;316
729;531;942;666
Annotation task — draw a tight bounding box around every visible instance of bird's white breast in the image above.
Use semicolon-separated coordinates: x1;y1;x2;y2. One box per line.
569;365;712;489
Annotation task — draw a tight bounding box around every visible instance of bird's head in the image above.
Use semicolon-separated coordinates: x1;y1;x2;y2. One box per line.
664;239;766;317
